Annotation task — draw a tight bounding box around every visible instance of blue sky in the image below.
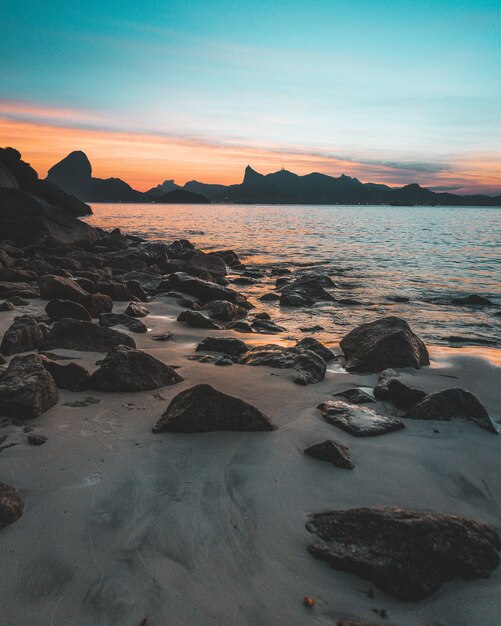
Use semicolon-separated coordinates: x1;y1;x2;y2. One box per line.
1;0;500;191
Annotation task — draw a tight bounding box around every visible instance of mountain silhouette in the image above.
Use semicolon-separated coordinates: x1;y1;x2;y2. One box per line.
155;189;210;204
146;179;181;198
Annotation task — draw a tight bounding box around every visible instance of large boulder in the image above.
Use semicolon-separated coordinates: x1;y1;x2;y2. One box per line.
189;251;227;277
0;482;24;530
405;388;497;433
241;344;326;385
201;300;248;321
38;274;88;301
318;400;404;436
385;379;426;410
162;273;251;308
88;345;183;392
1;315;44;355
95;281;133;301
41;358;90;391
196;336;249;357
45;299;92;321
306;507;500;601
41;318;136;352
0;354;58;418
152;383;275;433
81;293;113;317
340;317;429;373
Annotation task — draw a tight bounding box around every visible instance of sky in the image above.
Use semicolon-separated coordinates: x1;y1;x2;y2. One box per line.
1;0;500;194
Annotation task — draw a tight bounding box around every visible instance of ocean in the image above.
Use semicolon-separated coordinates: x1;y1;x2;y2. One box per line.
85;203;501;348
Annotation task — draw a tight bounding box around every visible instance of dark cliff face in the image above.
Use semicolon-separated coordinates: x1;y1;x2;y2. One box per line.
0;147;92;217
46;151;147;203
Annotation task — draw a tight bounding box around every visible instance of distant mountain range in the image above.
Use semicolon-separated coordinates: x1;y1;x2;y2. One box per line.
46;151;501;206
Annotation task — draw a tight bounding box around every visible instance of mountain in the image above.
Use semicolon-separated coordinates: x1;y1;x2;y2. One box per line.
46;151;147;203
155;189;210;204
0;147;91;216
146;180;180;198
182;165;501;206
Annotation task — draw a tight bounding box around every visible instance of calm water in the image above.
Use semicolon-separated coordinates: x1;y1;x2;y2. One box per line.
86;204;501;347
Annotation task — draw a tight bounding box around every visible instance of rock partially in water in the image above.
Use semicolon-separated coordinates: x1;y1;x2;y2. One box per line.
279;272;336;307
251;319;286;334
226;321;254;333
196;336;249;357
306;507;501;601
189;250;227;277
124;301;150;318
41;318;136;352
99;312;147;333
162;272;250;308
201;300;248;321
1;315;44;355
304;440;354;469
152;383;275;433
177;309;220;329
89;345;183;392
241;344;326;385
259;292;280;302
405;388;497;433
340;317;429;373
334;388;375;404
41;358;90;392
0;354;58;419
296;337;335;362
318;400;404;436
452;294;493;306
0;481;24;529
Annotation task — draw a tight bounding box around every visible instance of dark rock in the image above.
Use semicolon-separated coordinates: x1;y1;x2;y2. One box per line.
196;337;249;357
152;332;172;342
41;358;90;391
189;251;227;277
373;368;400;401
208;249;241;268
0;281;39;299
241;344;326;385
318;400;404;436
452;294;493;306
340;317;429;373
27;433;47;446
95;281;132;301
189;353;237;366
124;302;149;318
386;379;426;410
335;389;376;404
38;274;87;301
201;300;248;321
81;293;113;317
405;388;497;433
99;313;147;333
45;299;92;322
232;276;255;285
177;310;220;329
89;345;183;392
300;324;324;333
251;319;286;334
152;383;275;433
226;321;253;333
41;318;136;352
306;507;501;601
296;337;335;362
280;290;315;307
386;294;411;303
0;301;15;312
126;279;148;301
253;312;271;320
8;296;29;306
162;273;250;308
280;273;336;306
0;268;38;282
1;315;44;355
0;354;58;418
0;481;24;529
270;267;291;276
74;277;95;293
304;440;354;469
259;292;280;302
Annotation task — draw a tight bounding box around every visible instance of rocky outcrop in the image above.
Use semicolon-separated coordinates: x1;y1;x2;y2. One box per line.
306;507;500;600
162;273;251;308
189;251;226;276
177;310;220;329
88;345;183;392
405;388;497;433
41;358;90;391
0;354;58;418
45;299;92;321
152;384;275;433
0;482;24;530
41;318;136;352
340;317;429;373
241;344;326;385
318;400;404;436
304;440;354;469
196;336;249;357
1;315;44;355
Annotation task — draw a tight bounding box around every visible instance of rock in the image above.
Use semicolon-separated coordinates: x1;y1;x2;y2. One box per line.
99;313;147;333
280;290;315;307
318;400;404;436
152;332;172;342
241;344;326;385
386;379;426;410
124;302;149;317
162;273;251;308
334;389;376;404
177;310;220;329
340;317;429;373
208;249;241;268
201;300;248;321
232;276;255;285
41;359;90;391
280;273;336;306
27;433;47;446
95;280;133;301
251;319;286;334
300;325;324;333
405;388;497;433
81;293;113;317
8;296;29;306
452;294;493;306
38;274;87;301
0;354;58;418
306;507;501;601
0;281;39;299
373;368;400;400
1;315;44;355
0;301;15;312
226;321;253;333
0;267;38;282
45;299;92;321
126;280;148;302
152;383;275;433
0;482;24;529
189;251;227;277
196;337;249;357
253;312;271;320
89;345;183;392
41;318;136;352
304;440;354;469
296;337;335;362
259;292;280;302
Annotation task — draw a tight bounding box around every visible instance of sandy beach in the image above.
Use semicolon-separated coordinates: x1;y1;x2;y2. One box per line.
1;294;500;626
